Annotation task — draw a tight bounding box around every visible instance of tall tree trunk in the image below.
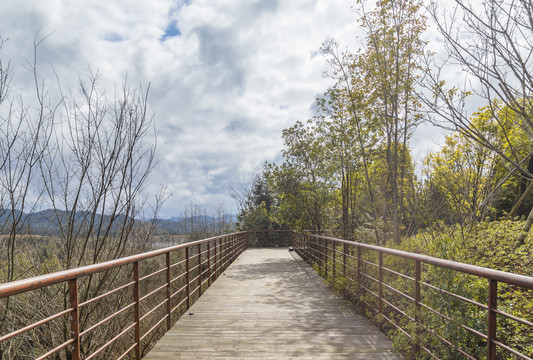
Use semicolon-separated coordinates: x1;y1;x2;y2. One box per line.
514;204;533;248
506;180;533;220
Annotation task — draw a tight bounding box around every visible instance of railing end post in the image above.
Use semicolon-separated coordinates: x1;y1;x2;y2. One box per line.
68;278;80;360
488;279;497;360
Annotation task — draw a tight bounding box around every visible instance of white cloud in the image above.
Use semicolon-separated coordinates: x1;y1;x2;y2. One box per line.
2;0;446;218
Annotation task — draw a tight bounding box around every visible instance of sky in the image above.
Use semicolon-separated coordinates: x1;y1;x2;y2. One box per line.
0;0;447;218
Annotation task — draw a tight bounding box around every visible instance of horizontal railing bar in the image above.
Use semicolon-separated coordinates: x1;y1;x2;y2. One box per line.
360;259;379;268
139;283;167;303
418;322;478;360
190;284;200;296
421;281;488;309
171;296;187;314
140;314;168;342
382;297;414;321
493;339;532;360
170;272;186;285
35;338;75;360
86;322;136;360
139;266;167;282
360;298;378;313
117;342;137;360
493;308;533;327
0;307;73;342
80;302;135;337
0;232;247;298
305;234;533;289
170;258;186;269
420;344;441;360
79;280;135;308
381;313;411;338
382;266;415;282
382;282;415;302
361;272;378;284
418;300;488;340
171;284;187;299
140;298;167;322
361;285;379;299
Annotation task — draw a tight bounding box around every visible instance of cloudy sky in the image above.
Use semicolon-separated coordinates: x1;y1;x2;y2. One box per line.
0;0;445;218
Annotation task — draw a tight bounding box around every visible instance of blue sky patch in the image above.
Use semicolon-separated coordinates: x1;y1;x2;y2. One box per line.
162;20;181;40
105;33;124;42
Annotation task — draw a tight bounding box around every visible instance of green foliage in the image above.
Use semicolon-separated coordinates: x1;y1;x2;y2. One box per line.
236;171;283;231
397;220;533;358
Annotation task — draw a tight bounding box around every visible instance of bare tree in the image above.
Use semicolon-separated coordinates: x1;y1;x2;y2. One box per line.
0;33;162;358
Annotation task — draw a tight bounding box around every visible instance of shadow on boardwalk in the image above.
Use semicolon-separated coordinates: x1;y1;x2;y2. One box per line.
144;248;403;360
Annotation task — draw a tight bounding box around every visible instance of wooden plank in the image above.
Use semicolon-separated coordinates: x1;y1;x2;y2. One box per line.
144;248;402;359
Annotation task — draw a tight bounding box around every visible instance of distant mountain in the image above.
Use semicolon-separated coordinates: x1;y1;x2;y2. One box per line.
0;209;130;236
0;209;237;236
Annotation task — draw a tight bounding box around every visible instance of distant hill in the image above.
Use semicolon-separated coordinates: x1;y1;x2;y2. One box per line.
0;209;237;236
154;214;237;235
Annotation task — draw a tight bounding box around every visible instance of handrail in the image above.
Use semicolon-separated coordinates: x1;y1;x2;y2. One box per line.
0;232;246;298
305;233;533;289
293;232;533;360
0;231;248;360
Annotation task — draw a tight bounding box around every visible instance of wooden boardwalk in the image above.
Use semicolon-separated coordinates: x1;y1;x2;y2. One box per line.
144;248;402;359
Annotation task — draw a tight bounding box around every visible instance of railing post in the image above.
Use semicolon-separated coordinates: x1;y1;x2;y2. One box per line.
185;247;190;309
224;237;227;270
198;244;202;297
322;240;328;280
332;241;336;278
133;261;141;360
378;252;383;315
488;279;497;360
166;253;171;330
291;230;295;250
68;278;80;360
207;241;211;287
414;260;421;356
343;243;347;277
214;238;218;279
232;235;235;260
357;246;361;295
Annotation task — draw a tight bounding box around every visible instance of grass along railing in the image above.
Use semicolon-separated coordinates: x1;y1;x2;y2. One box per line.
293;233;533;360
0;232;247;359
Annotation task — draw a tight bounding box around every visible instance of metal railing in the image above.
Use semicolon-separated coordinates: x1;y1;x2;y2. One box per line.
0;232;247;359
293;233;533;360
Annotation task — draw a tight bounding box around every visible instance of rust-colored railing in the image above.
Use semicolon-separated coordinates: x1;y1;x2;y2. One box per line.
294;233;533;360
0;232;247;359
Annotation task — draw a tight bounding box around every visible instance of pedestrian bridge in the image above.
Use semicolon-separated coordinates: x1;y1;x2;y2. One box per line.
0;231;532;359
144;248;400;359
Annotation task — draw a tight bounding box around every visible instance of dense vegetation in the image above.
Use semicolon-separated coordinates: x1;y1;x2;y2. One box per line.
237;0;533;255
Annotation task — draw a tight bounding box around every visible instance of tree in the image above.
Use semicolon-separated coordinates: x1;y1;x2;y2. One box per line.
315;88;362;239
0;34;160;358
356;0;427;243
423;131;496;226
423;0;533;246
233;171;281;231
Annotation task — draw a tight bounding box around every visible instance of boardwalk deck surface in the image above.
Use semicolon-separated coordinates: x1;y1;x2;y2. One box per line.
144;248;402;359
